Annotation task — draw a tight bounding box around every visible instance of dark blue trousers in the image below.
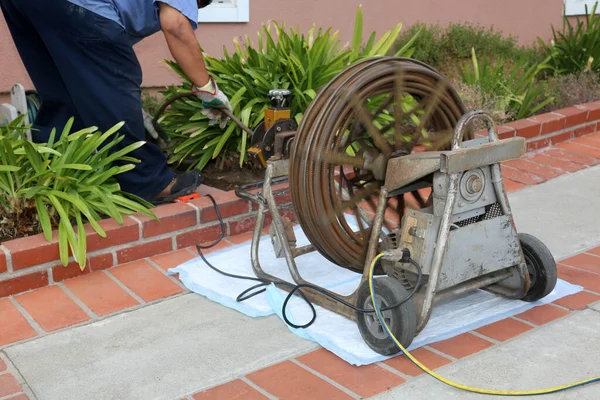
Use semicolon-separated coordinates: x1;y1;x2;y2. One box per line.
0;0;174;200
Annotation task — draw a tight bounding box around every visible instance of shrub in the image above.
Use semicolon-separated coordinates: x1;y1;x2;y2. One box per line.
540;2;600;76
445;23;525;60
394;23;446;67
395;22;544;70
452;82;513;123
535;71;600;114
457;48;554;121
0;117;156;269
158;6;420;171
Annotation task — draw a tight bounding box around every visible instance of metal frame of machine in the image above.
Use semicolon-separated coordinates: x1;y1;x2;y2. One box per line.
232;59;556;356
144;56;557;356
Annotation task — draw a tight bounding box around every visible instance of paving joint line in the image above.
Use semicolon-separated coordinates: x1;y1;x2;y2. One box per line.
550;302;571;312
511;316;539;328
581;251;600;258
0;245;13;273
128;215;144;243
289;359;361;399
423;345;459;362
469;330;502;345
376;361;413;381
1;350;23;384
583;289;600;295
146;258;189;292
0;291;189;351
240;376;278;400
7;297;45;336
423;334;525;377
560;263;600;276
512;308;573;329
1;350;39;400
505;321;552;346
587;304;600;314
103;270;146;304
185;199;202;225
0;393;25;400
184;247;199;257
57;282;98;320
17;382;38;400
110;250;118;269
568;140;600;150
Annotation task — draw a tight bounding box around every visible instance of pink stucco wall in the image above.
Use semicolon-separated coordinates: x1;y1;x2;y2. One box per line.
0;0;565;96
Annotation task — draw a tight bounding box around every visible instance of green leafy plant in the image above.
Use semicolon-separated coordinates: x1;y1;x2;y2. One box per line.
539;2;600;75
395;22;544;70
142;91;162;116
158;6;421;171
0;117;156;269
457;48;554;120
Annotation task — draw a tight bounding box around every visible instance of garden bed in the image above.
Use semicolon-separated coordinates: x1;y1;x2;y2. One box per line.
190;161;263;192
1;102;599;299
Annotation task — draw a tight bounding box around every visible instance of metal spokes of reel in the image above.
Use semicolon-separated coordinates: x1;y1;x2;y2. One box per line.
289;57;472;272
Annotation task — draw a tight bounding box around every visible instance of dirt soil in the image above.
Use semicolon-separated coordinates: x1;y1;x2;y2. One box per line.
178;159;265;192
0;203;47;243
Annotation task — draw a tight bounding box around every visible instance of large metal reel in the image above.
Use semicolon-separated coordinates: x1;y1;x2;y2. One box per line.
289;57;471;272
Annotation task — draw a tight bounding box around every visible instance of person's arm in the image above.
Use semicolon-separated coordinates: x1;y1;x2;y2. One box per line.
157;2;231;128
157;2;210;88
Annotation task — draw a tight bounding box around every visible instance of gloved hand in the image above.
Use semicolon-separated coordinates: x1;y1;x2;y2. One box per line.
192;76;232;130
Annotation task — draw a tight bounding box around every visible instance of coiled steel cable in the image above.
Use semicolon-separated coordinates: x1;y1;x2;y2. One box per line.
289;57;471;271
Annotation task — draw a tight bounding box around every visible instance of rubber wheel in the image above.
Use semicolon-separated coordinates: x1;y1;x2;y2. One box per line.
356;277;416;356
519;233;557;302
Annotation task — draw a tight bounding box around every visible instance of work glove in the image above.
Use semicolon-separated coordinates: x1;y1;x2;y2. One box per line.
192;76;231;130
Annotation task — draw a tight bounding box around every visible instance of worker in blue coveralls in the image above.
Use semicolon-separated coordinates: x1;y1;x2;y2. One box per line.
0;0;230;204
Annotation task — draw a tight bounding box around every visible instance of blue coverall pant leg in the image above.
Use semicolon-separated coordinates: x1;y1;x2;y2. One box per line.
0;0;175;201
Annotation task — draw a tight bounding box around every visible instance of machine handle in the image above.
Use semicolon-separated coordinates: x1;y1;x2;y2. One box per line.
452;110;499;150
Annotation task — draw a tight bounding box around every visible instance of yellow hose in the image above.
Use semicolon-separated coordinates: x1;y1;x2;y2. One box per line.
367;253;600;396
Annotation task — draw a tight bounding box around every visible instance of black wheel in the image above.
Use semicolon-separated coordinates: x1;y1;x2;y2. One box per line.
519;233;557;302
356;277;417;356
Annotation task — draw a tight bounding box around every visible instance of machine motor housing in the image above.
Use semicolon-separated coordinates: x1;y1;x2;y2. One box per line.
389;156;523;292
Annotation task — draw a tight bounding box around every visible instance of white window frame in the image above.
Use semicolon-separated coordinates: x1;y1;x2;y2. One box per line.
197;0;249;23
564;0;600;16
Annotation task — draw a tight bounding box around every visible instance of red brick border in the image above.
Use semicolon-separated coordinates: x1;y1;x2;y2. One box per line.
474;103;600;150
1;102;600;298
0;186;292;299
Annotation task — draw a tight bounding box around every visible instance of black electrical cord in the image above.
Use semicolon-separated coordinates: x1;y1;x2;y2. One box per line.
197;194;423;329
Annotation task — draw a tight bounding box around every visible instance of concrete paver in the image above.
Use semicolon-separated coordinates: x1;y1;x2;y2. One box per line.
509;165;600;260
5;294;317;400
372;309;600;399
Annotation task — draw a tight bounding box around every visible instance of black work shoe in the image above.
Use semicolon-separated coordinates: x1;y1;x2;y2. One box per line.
152;170;204;205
